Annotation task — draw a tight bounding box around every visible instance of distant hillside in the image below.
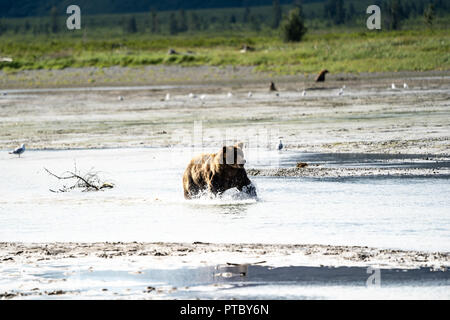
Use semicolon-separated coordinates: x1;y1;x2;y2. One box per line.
0;0;324;18
1;0;448;37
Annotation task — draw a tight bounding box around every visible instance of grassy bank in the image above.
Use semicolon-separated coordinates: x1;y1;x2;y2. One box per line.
0;28;449;75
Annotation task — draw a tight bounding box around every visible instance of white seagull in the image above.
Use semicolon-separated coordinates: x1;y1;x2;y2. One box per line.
200;94;206;100
248;92;253;98
9;143;25;158
391;83;396;90
338;87;344;96
118;95;124;101
403;83;409;89
165;93;170;101
188;93;196;99
278;140;283;151
302;90;306;97
227;92;233;98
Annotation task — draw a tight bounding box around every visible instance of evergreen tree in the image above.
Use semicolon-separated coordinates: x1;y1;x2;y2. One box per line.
334;0;346;24
243;7;251;23
31;24;38;35
323;0;345;24
272;0;282;29
250;14;261;31
190;12;201;31
397;0;408;20
50;6;58;33
410;2;417;16
126;16;137;33
24;20;31;32
388;0;401;30
347;3;356;21
210;16;218;24
323;0;334;19
280;8;307;42
178;9;188;32
150;8;159;33
402;2;412;19
417;0;425;15
293;0;303;11
424;3;435;28
169;13;178;35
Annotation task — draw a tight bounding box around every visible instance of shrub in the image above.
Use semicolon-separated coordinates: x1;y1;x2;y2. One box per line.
280;8;307;42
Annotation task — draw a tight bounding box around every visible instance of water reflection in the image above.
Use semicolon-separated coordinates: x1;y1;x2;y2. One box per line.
15;264;450;299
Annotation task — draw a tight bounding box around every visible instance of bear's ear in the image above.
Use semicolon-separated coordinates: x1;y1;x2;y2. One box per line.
235;142;244;149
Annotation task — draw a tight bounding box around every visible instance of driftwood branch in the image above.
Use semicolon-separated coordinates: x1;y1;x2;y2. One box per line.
44;166;114;193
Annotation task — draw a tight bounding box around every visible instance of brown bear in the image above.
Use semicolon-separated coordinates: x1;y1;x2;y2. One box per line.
182;142;256;199
315;69;329;82
269;81;277;91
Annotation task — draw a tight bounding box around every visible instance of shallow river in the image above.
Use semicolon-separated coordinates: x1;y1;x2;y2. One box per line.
1;147;449;252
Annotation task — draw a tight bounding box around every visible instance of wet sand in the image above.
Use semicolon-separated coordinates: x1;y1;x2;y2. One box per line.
1;242;448;299
1;70;449;155
247;167;450;178
2;242;448;269
1;69;449;299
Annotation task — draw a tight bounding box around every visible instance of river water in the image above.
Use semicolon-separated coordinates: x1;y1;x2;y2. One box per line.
1;147;449;252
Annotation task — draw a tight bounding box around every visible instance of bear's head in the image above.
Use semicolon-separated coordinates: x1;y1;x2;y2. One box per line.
216;142;246;169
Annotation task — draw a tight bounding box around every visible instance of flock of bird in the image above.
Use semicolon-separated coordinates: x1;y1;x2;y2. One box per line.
111;67;412;103
117;85;353;103
116;81;410;103
6;69;411;158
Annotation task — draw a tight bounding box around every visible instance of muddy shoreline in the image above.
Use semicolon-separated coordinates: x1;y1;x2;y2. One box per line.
1;66;448;90
1;69;449;300
247;167;450;178
1;70;449;154
1;242;449;300
1;242;448;270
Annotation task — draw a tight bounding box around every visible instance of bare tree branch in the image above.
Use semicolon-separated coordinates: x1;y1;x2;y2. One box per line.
44;166;114;193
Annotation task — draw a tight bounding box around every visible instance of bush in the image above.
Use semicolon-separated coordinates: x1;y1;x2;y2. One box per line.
280;8;307;42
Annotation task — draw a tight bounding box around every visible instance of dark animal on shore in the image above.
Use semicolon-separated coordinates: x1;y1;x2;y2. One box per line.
240;44;255;53
315;69;329;82
269;82;277;91
182;142;256;199
296;162;308;168
167;48;178;55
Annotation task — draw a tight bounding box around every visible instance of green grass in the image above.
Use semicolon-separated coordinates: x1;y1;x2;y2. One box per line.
1;1;449;75
0;27;449;75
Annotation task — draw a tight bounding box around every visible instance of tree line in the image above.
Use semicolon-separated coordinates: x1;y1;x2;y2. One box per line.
324;0;445;29
0;0;447;37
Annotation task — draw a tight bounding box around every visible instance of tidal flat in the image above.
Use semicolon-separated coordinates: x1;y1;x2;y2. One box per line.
0;70;449;299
